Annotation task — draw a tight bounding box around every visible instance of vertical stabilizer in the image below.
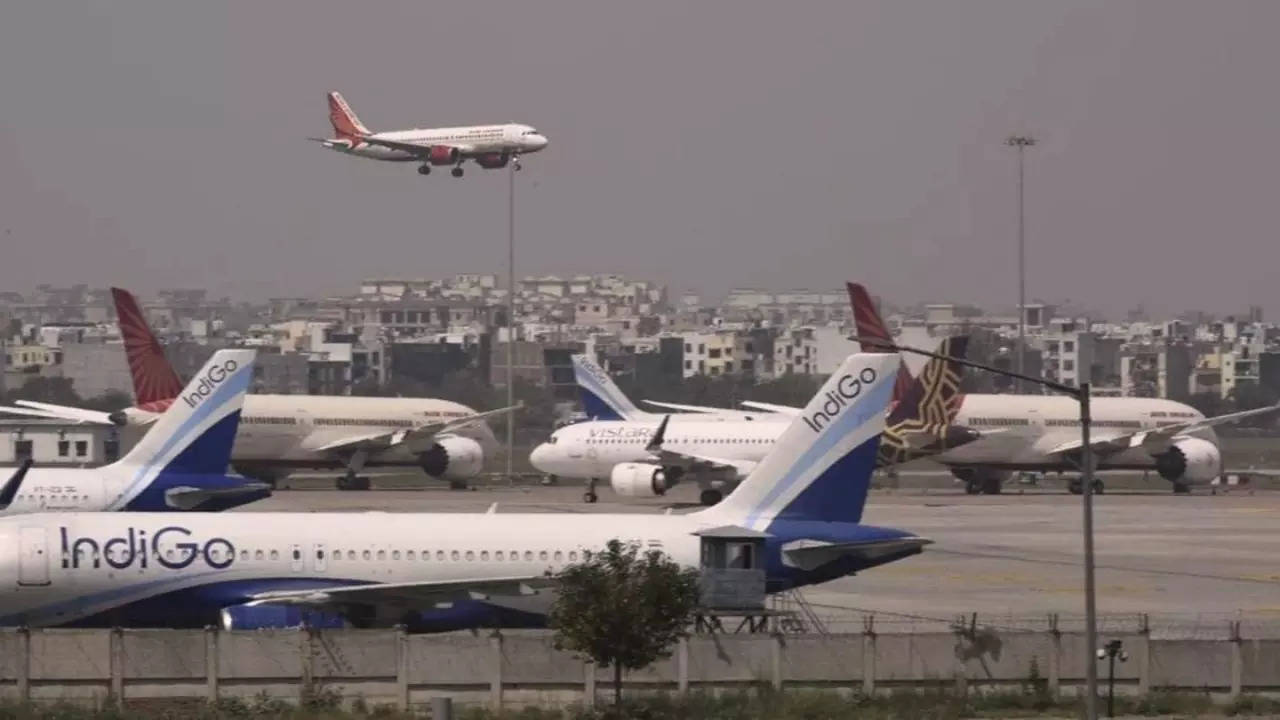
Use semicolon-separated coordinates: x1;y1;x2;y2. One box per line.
111;287;185;408
107;349;255;508
704;353;897;529
328;91;370;141
571;354;646;421
847;282;914;405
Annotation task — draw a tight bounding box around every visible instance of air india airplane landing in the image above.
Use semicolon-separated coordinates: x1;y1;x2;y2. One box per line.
310;92;548;177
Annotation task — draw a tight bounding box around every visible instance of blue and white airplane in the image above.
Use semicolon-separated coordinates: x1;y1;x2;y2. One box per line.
0;349;269;515
0;353;928;631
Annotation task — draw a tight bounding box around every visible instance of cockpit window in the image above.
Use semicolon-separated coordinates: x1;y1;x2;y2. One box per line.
523;129;539;135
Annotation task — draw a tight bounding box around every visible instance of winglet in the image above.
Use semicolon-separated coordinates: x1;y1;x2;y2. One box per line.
645;415;671;453
0;458;32;507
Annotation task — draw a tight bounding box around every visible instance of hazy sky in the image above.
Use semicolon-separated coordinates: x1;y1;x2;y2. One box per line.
3;1;1278;318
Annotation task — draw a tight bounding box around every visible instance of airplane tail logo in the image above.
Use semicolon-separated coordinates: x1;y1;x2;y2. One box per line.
704;353;897;529
571;354;644;421
878;335;973;467
847;282;914;406
111;287;184;409
107;349;255;509
328;91;370;142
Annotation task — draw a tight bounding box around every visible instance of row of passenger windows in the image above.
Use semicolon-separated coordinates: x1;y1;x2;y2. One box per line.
243;417;298;425
968;418;1032;427
324;548;582;564
313;418;415;427
1044;419;1143;428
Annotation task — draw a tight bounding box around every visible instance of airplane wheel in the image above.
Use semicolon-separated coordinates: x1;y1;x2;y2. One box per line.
448;479;468;490
1068;479;1083;495
982;477;1003;495
1092;480;1105;495
1173;482;1190;494
699;489;723;506
451;167;464;178
964;481;980;495
583;491;598;504
417;165;431;175
337;474;371;491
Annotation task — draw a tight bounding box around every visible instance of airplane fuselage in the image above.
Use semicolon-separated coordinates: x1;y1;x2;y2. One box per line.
0;511;912;630
530;416;788;479
326;124;548;163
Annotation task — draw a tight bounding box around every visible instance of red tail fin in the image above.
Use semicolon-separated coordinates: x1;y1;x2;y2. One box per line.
111;287;185;406
847;282;914;405
327;91;369;141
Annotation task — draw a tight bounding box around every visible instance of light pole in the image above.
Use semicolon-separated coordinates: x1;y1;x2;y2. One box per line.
505;158;517;484
1006;135;1036;393
858;338;1099;720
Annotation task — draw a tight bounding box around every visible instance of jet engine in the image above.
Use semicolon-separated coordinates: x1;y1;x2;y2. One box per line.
219;604;349;631
428;146;460;166
420;436;484;479
610;463;671;497
474;152;510;169
1153;437;1221;487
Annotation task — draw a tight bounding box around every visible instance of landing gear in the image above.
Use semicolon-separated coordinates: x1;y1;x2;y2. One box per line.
512;157;523;171
337;450;370;491
982;477;1003;495
1067;478;1105;495
954;469;1004;495
583;478;599;504
964;480;980;495
336;472;371;491
1172;482;1190;494
448;479;469;490
417;165;431;175
699;489;723;506
451;166;464;178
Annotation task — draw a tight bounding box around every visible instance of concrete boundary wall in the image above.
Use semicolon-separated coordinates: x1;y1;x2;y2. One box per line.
0;627;1275;710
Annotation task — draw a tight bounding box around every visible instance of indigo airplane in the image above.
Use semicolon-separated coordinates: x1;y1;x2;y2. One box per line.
0;353;929;632
0;349;269;515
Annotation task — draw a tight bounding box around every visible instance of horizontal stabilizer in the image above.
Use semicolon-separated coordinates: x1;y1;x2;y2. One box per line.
10;401;117;425
781;536;932;572
164;482;274;511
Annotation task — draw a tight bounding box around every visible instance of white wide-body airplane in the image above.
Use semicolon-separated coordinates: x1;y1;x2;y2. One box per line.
0;349;270;515
839;281;1280;494
0;353;928;632
310;92;548;177
533;340;974;505
0;288;511;490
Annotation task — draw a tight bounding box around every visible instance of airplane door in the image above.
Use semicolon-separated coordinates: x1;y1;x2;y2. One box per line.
18;527;51;587
312;543;327;573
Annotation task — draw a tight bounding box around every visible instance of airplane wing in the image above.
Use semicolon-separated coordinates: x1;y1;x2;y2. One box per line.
311;404;522;455
245;576;551;609
1047;403;1280;457
642;415;757;476
781;537;933;572
358;136;475;157
641;400;769;419
739;401;801;416
0;402;116;425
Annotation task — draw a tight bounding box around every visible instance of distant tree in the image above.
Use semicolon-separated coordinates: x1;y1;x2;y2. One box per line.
1186;392;1229;419
81;390;135;412
2;376;82;406
549;540;701;705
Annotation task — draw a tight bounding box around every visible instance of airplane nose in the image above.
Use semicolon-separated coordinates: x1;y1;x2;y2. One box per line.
532;134;549;150
529;443;557;473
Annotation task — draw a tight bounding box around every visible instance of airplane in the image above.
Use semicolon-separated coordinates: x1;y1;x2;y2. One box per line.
309;91;548;178
0;288;516;491
0;349;270;515
530;338;976;505
0;353;931;632
843;282;1280;495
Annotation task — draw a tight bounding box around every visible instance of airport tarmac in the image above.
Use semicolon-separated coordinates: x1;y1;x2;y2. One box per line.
238;483;1280;637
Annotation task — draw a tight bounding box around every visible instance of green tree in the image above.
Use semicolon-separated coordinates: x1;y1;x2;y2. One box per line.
548;540;701;705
